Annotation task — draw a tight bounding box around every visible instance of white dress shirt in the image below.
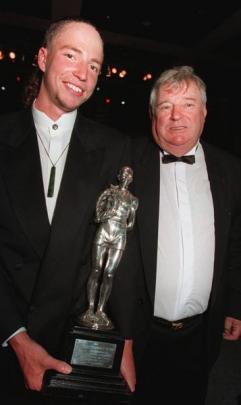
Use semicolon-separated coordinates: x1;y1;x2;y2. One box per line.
32;106;77;223
154;143;215;321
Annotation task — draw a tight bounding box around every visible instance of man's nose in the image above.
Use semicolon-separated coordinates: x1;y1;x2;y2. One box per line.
74;63;88;81
170;105;181;120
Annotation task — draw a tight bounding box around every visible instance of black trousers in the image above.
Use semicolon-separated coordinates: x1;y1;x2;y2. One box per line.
133;315;209;405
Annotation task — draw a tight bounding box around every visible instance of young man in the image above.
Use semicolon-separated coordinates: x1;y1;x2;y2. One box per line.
0;18;135;403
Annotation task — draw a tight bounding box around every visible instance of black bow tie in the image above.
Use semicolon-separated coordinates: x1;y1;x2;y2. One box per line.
162;154;195;164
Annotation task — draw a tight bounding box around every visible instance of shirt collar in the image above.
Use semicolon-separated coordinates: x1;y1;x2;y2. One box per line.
161;141;200;156
32;104;77;133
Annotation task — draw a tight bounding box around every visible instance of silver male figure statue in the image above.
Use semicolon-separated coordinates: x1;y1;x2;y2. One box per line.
79;166;138;330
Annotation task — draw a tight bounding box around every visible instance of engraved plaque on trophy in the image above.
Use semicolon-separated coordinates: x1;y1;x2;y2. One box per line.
42;167;138;403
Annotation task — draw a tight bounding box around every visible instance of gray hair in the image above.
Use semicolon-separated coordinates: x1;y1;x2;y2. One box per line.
149;66;207;115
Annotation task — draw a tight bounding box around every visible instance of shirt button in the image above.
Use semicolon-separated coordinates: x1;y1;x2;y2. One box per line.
52;124;58;130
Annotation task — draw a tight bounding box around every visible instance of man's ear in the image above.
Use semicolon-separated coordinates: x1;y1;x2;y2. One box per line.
203;105;207;119
149;106;153;120
37;47;48;73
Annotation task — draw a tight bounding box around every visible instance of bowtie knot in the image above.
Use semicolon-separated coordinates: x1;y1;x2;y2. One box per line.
162;154;195;164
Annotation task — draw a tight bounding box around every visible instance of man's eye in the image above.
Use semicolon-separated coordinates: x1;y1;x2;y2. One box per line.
90;64;99;73
160;105;170;110
65;53;74;59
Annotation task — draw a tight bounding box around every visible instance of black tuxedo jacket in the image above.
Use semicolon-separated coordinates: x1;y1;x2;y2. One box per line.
131;136;241;368
0;108;132;354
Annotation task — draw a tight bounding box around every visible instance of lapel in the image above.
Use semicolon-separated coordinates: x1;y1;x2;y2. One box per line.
27;112;111;343
0;109;50;257
133;138;160;304
202;142;231;304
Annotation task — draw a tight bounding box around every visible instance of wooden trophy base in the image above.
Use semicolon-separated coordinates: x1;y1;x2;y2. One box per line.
42;325;132;403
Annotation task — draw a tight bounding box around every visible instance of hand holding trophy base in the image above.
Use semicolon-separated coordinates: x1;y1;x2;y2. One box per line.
42;167;138;403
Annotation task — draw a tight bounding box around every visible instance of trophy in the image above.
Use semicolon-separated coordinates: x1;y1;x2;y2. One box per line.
42;167;138;403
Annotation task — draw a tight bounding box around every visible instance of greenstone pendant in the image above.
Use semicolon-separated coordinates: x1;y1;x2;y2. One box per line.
47;166;56;197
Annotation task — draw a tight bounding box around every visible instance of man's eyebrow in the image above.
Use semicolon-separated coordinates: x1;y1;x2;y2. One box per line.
60;45;80;52
156;100;171;107
60;46;102;65
157;96;197;105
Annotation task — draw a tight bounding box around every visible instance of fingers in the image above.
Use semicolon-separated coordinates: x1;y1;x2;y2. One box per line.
223;317;241;341
120;339;136;392
60;362;72;374
52;359;72;374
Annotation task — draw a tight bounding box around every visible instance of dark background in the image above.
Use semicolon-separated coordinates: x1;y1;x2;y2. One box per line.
1;1;241;156
1;2;241;404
